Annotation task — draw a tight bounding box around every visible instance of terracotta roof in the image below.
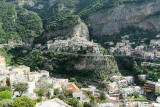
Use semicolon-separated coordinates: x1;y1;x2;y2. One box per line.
67;83;81;93
135;50;143;54
110;88;115;91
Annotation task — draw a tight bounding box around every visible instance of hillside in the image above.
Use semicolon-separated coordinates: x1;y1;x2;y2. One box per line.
0;2;43;46
14;0;160;39
1;0;160;80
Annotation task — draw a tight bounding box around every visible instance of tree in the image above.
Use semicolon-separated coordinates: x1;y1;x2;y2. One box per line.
0;90;12;100
99;91;106;101
0;86;11;92
69;78;77;85
34;89;44;96
83;102;94;107
35;79;52;97
78;85;82;89
58;93;66;100
12;96;36;107
69;97;81;107
54;88;60;96
12;82;28;97
89;94;95;102
63;88;72;97
0;99;13;107
134;92;139;98
36;97;42;102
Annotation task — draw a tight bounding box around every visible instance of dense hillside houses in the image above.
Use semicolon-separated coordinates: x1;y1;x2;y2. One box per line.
47;36;100;54
109;35;160;60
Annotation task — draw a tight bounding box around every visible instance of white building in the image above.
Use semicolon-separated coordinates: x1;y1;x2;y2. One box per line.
121;87;135;97
52;78;68;89
156;96;160;103
97;103;115;107
123;76;134;84
118;79;128;86
29;70;49;82
135;45;145;50
110;75;122;81
108;82;118;93
152;103;160;107
138;74;147;80
81;85;99;96
122;86;142;97
126;101;151;107
65;82;90;103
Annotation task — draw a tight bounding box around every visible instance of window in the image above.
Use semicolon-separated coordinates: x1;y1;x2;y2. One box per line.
77;97;80;100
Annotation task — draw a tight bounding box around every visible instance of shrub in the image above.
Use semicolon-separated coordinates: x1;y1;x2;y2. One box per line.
0;99;13;107
0;90;12;100
12;96;36;107
36;97;42;102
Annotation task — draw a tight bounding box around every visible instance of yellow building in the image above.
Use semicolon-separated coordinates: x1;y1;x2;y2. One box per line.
0;56;6;67
157;51;160;57
8;66;30;75
155;83;160;94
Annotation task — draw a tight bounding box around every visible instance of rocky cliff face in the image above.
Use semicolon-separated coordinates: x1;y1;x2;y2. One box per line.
44;18;89;40
85;0;160;35
75;55;119;71
74;55;120;80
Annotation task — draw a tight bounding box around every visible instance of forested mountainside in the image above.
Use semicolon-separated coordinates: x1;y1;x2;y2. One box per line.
0;2;42;46
13;0;160;42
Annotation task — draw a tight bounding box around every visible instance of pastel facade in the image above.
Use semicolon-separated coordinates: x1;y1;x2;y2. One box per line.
123;76;134;84
0;76;6;86
47;36;100;54
138;74;147;80
118;79;128;86
155;80;160;94
108;82;118;93
29;70;49;82
53;79;68;89
8;66;30;75
0;56;6;68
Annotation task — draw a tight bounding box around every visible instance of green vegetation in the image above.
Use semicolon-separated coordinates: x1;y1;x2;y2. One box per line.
115;56;160;85
0;99;13;107
99;91;106;101
36;97;42;102
0;1;42;44
0;86;11;92
12;82;29;97
52;88;72;101
34;79;52;98
124;96;151;102
134;92;139;98
0;90;12;100
141;66;160;82
54;88;60;96
34;89;44;97
67;97;81;107
0;46;13;65
12;96;36;107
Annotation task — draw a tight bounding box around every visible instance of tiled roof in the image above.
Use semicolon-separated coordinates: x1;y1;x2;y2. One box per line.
67;83;81;93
